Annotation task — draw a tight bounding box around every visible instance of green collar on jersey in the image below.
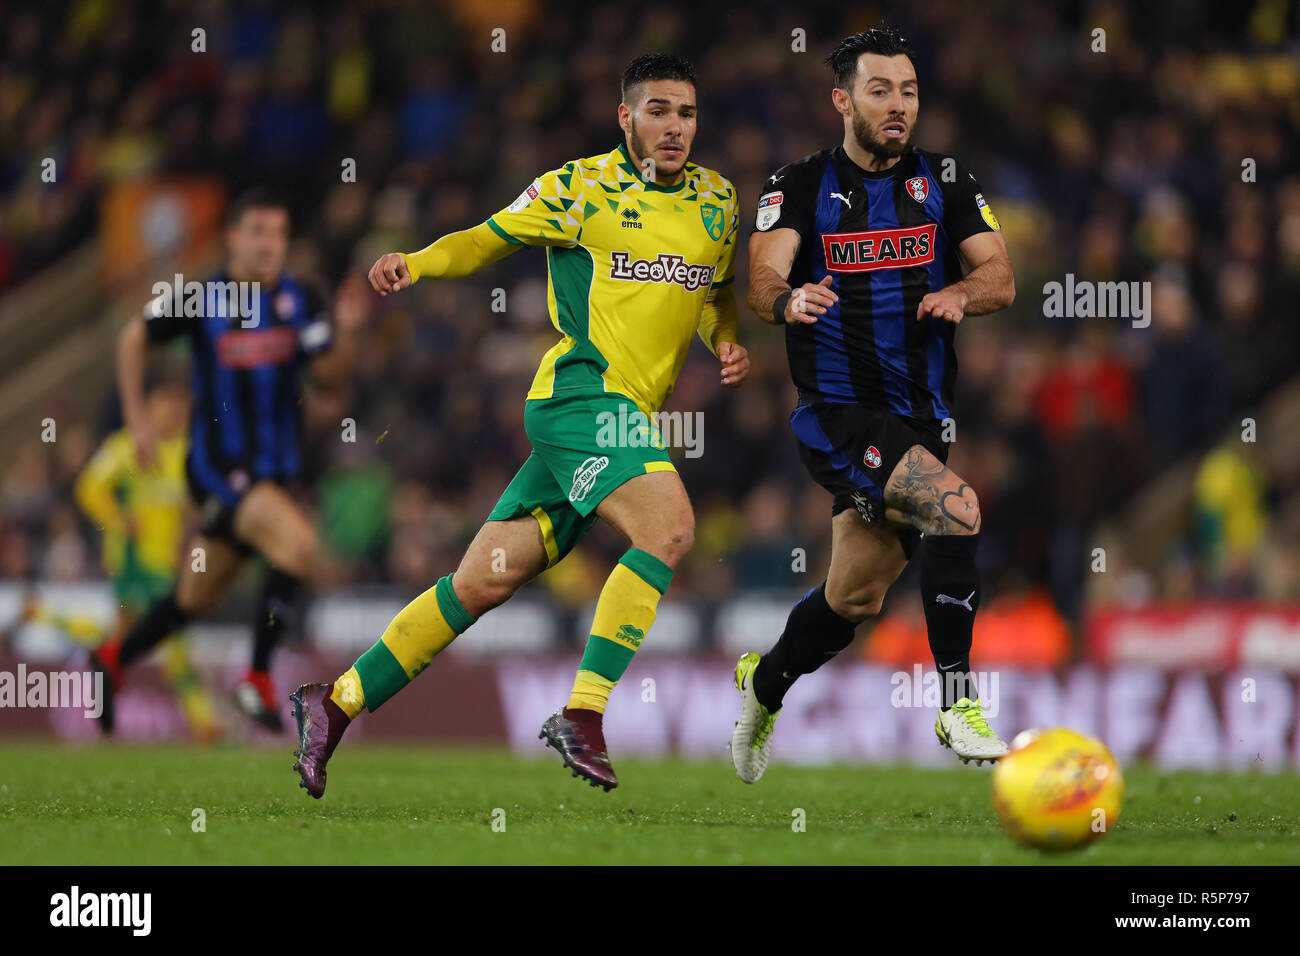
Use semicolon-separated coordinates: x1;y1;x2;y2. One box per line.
617;142;690;193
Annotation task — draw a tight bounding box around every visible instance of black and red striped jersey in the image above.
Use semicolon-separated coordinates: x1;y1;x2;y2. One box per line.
144;272;332;504
753;145;1000;424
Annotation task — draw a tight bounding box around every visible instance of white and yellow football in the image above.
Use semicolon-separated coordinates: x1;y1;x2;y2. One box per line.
991;727;1124;851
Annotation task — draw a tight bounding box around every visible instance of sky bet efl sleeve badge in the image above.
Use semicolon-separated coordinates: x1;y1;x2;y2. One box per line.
756;191;783;231
976;193;1001;231
508;179;543;213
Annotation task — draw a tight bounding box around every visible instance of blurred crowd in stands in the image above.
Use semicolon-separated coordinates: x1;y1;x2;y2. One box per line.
3;0;1299;650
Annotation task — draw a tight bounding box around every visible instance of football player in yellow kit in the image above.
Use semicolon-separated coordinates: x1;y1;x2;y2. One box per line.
292;53;748;796
26;377;221;740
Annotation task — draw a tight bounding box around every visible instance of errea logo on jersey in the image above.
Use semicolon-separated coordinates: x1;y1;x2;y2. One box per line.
609;251;715;292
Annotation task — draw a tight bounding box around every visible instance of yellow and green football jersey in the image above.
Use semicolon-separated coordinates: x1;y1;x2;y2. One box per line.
74;428;188;582
486;143;739;416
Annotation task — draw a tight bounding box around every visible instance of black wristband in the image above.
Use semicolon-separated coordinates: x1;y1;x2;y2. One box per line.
772;290;793;324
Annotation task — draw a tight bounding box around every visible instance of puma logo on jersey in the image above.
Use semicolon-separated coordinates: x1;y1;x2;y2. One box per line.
609;251;715;292
831;191;853;207
935;590;976;611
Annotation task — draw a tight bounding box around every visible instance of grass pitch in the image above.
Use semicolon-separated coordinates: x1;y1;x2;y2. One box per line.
0;741;1295;865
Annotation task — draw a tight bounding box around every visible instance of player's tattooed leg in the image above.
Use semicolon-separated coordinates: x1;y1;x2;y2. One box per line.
883;446;981;535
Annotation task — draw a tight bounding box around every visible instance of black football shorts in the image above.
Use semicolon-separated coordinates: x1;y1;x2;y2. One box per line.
791;402;949;555
184;457;270;555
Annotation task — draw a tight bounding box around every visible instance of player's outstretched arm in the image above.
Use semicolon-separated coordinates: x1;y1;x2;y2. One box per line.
747;228;837;325
916;231;1015;323
367;221;519;295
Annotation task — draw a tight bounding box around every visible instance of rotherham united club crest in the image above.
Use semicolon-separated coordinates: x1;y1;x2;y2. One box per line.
906;177;929;204
864;445;882;468
274;291;296;320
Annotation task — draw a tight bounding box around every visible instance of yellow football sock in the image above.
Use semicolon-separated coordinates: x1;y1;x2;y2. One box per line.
568;670;617;713
159;635;219;736
332;574;476;718
567;549;673;714
331;666;365;719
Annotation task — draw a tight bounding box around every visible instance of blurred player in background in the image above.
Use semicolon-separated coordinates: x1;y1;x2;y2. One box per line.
92;187;362;733
734;29;1016;780
291;53;748;797
23;372;220;740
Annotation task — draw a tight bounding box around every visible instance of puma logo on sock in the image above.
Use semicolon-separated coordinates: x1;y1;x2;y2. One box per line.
934;590;975;611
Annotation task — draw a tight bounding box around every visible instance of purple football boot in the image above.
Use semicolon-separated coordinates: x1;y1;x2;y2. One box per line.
539;707;618;792
289;683;350;799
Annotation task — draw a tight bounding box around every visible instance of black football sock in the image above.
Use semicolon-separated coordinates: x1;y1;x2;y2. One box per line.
118;593;190;668
920;533;981;708
251;568;302;672
752;583;858;711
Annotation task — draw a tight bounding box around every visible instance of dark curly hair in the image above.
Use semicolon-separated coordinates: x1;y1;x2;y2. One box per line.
827;29;915;90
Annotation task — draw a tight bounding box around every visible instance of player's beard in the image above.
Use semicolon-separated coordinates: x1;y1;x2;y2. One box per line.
851;103;912;162
628;120;685;181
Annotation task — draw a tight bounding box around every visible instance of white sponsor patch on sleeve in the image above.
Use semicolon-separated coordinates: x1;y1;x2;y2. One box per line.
507;179;543;213
299;318;332;352
755;191;783;231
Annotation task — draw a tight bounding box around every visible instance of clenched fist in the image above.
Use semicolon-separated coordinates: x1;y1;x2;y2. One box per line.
368;253;413;296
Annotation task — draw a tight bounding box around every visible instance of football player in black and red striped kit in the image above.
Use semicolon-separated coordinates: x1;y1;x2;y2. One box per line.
731;28;1016;781
92;188;362;735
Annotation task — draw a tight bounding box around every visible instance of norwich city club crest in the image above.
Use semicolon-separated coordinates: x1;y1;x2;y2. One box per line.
700;203;724;240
